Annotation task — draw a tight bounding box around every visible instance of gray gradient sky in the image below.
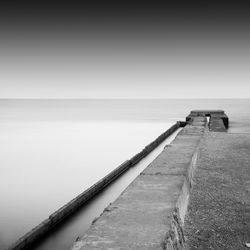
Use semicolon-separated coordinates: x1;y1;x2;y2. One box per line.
1;1;250;98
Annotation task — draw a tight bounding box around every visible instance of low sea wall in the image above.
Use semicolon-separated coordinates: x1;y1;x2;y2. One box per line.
71;115;208;250
71;110;230;250
6;122;181;250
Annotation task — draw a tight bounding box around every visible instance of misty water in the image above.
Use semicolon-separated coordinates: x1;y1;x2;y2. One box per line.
1;99;250;250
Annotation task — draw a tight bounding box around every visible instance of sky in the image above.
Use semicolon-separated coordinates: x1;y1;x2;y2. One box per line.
0;1;250;99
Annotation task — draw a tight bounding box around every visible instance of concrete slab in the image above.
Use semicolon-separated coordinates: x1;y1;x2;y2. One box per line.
75;175;184;250
143;135;201;176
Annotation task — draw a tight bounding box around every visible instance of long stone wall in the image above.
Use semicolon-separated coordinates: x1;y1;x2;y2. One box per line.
6;122;181;250
7;110;231;250
71;115;209;250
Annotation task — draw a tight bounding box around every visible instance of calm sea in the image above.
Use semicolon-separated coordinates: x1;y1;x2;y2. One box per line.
0;99;249;249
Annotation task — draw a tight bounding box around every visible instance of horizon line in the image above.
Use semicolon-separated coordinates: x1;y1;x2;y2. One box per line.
0;97;250;100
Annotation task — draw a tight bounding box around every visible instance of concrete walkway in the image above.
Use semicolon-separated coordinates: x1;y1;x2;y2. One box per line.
71;118;206;250
184;130;250;249
71;110;250;250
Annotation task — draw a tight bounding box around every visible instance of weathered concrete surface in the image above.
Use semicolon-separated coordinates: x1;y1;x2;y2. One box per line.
71;117;206;250
184;129;250;249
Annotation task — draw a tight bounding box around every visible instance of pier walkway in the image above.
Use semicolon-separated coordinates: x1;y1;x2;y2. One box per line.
71;110;250;250
184;121;250;249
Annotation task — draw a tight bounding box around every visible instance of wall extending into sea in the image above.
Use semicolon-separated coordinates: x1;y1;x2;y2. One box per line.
71;110;249;250
7;109;250;250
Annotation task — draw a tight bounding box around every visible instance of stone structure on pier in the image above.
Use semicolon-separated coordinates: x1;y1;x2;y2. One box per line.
186;110;229;132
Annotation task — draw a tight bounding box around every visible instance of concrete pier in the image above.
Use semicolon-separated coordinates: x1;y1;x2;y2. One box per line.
71;113;207;250
72;110;250;250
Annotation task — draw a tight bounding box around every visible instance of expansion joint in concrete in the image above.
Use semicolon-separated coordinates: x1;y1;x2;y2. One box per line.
140;172;186;177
